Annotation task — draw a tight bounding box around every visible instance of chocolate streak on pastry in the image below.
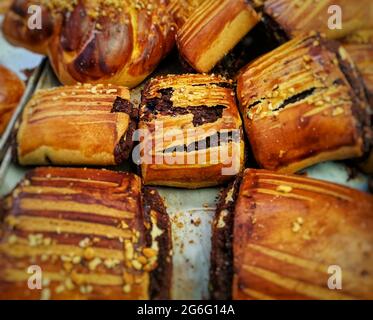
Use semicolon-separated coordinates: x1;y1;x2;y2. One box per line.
142;88;227;127
163;131;235;153
210;175;242;300
143;188;172;300
111;97;139;165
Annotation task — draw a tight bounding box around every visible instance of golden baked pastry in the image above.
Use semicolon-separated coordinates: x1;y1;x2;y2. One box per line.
2;0;56;54
3;0;176;88
263;0;373;40
16;84;137;166
0;167;172;300
139;74;245;189
237;34;371;173
211;169;373;300
177;0;260;72
0;65;25;135
48;0;176;88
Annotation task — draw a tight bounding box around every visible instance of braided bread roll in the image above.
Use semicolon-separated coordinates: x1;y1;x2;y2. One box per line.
3;0;177;88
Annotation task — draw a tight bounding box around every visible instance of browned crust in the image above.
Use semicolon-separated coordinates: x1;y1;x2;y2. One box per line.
2;0;56;54
16;84;135;166
139;73;245;188
0;64;25;135
47;0;176;88
177;0;260;73
263;0;373;40
0;167;171;300
237;34;371;173
231;169;373;300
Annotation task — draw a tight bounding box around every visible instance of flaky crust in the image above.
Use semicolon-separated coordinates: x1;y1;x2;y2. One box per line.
0;167;171;300
264;0;373;40
139;74;245;189
230;169;373;300
237;34;371;173
16;84;137;166
0;65;25;135
177;0;260;72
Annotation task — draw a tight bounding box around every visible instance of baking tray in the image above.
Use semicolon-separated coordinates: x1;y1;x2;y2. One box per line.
0;16;370;300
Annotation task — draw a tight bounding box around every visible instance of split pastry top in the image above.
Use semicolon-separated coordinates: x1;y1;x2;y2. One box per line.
210;169;373;300
237;34;371;173
0;65;25;135
139;74;245;189
0;167;172;300
16;84;137;166
3;0;176;88
177;0;260;72
263;0;373;40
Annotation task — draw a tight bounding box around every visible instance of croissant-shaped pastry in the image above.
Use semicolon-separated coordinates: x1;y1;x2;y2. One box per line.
16;84;137;166
211;169;373;300
3;0;177;88
177;0;260;72
0;167;172;300
0;65;25;135
237;34;371;173
263;0;373;40
139;74;245;188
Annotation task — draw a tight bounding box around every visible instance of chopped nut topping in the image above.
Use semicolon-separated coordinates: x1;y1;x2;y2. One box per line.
132;260;143;270
88;257;102;271
83;247;95;260
142;248;157;258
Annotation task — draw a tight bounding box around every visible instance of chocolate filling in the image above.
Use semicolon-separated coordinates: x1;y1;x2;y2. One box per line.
210;174;242;300
142;187;172;300
112;97;139;164
273;87;316;111
162;131;237;153
261;13;289;45
142;88;226;127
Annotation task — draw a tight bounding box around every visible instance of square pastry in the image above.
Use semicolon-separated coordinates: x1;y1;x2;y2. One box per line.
139;74;245;188
0;168;172;300
177;0;259;72
210;169;373;300
16;84;138;166
237;34;371;173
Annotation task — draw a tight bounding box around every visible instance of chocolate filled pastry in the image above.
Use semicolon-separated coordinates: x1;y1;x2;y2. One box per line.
0;167;172;300
16;84;137;166
0;65;25;135
139;74;245;189
3;0;176;88
210;168;373;300
263;0;373;41
237;34;371;173
177;0;260;73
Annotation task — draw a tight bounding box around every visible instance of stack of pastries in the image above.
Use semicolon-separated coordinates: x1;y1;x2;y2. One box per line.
1;0;373;300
